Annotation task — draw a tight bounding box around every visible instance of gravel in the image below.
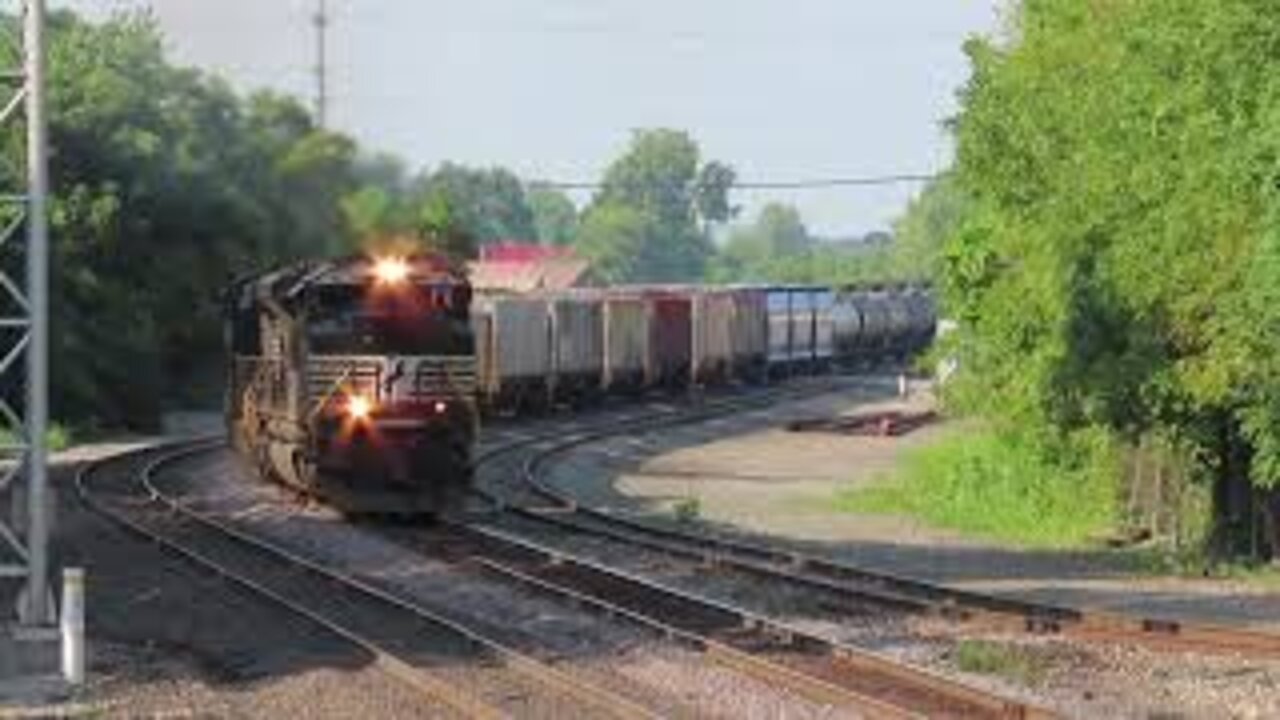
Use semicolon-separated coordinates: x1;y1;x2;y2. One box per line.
39;456;456;719
502;379;1280;719
164;448;864;719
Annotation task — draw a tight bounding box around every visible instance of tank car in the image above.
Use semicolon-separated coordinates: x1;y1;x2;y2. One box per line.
224;254;477;515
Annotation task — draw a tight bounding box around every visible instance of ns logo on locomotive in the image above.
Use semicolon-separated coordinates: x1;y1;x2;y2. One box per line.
224;253;478;515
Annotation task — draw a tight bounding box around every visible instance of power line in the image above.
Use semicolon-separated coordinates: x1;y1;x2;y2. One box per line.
530;173;939;191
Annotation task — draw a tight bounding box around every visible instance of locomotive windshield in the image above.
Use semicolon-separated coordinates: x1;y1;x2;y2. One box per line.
306;283;473;356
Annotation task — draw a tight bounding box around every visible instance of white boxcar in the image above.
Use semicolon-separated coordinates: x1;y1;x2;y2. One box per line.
472;295;552;408
547;294;604;396
691;289;735;384
602;295;649;390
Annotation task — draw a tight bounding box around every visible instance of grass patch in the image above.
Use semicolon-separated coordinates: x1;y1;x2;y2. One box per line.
836;427;1121;548
952;640;1051;686
673;496;702;523
1182;560;1280;590
0;422;74;454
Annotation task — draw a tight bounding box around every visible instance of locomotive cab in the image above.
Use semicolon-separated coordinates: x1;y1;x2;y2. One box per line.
226;254;477;515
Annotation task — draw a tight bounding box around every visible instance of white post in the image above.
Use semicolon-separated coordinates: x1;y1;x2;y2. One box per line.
898;373;908;398
61;567;85;685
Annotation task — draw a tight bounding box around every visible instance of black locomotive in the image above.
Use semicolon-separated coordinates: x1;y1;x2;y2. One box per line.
224;254;477;514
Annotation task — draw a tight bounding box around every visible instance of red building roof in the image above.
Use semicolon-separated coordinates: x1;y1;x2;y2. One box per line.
469;242;592;293
480;243;576;263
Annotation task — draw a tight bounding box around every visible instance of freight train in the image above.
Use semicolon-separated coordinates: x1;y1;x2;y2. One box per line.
225;253;936;515
470;283;936;413
224;254;478;514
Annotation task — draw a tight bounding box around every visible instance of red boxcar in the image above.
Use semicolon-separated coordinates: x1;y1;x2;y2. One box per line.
643;290;692;389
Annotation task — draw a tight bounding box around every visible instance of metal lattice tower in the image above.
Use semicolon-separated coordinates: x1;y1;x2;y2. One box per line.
0;0;52;628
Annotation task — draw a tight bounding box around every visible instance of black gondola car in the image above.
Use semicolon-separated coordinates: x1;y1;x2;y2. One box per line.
224;253;477;514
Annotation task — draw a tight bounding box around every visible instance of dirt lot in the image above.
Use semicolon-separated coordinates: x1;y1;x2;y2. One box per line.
616;385;967;546
546;378;1280;631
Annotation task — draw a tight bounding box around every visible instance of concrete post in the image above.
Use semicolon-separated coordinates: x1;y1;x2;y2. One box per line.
60;568;84;685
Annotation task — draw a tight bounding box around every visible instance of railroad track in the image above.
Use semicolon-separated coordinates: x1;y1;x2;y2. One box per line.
442;379;1052;718
482;385;1280;661
470;375;856;509
76;441;660;720
390;520;1051;720
112;376;1050;718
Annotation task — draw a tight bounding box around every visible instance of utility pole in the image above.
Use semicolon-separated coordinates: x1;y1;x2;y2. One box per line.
313;0;328;129
0;0;53;628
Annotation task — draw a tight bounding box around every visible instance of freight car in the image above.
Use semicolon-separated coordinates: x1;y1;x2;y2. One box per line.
225;254;477;515
645;290;693;388
467;282;937;413
547;292;604;405
690;288;737;385
472;295;552;413
602;293;650;393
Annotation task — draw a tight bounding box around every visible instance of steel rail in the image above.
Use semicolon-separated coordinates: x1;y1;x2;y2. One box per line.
428;520;1053;720
470;376;850;512
77;441;656;720
506;397;1280;660
140;442;662;720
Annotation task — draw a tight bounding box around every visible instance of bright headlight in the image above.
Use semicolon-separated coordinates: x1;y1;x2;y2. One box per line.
372;256;410;285
346;395;373;421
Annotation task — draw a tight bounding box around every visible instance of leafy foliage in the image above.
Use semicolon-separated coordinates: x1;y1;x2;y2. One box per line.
707;200;936;286
527;185;578;246
414;164;536;245
6;11;367;428
577;129;733;282
838;427;1121;547
941;0;1280;555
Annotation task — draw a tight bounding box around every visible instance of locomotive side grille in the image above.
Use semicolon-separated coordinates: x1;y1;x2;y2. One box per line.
415;356;476;399
307;356;384;404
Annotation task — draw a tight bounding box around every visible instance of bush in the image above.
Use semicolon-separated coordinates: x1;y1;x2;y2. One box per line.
0;422;74;454
838;426;1122;547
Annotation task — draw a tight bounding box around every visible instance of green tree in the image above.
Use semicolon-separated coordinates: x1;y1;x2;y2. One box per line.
943;0;1280;557
527;185;579;246
585;129;734;282
575;203;654;284
711;203;812;281
416;192;477;262
11;10;364;428
890;176;965;282
414;164;536;246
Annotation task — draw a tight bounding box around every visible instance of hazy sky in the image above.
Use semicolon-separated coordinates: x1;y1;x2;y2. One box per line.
58;1;1001;236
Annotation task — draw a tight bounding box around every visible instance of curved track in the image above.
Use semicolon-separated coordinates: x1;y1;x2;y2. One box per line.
76;441;659;720
86;377;1051;718
474;380;1280;661
455;378;1057;718
396;521;1049;720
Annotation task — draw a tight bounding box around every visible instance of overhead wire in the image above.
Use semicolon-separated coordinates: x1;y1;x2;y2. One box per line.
528;174;940;192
